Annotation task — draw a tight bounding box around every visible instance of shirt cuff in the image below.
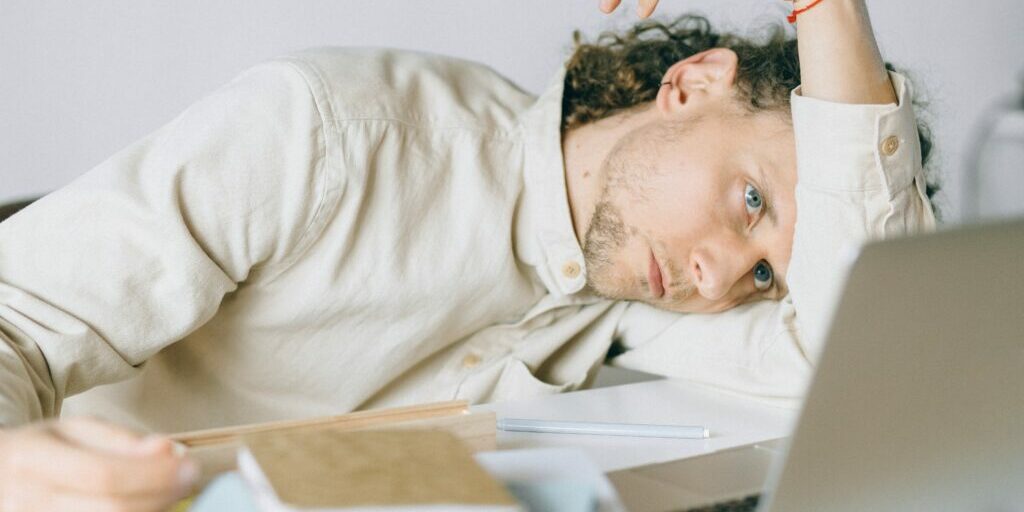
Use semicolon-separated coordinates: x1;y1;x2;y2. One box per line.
790;72;921;199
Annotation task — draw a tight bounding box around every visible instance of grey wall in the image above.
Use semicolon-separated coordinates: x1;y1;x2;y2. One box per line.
2;0;1023;221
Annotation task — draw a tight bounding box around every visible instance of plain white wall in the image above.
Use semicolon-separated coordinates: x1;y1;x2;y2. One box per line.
2;0;1023;221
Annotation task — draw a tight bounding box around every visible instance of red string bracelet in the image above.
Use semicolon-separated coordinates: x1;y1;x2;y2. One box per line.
787;0;826;23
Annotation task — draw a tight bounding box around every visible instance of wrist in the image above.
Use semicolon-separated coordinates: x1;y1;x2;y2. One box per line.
787;0;861;24
790;0;896;104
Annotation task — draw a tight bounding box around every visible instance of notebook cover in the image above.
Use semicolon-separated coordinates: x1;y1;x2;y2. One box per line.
243;429;517;509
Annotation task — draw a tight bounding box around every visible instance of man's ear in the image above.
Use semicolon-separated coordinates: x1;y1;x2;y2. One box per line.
656;48;739;115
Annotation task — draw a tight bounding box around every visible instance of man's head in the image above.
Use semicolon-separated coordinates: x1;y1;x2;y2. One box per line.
561;16;936;314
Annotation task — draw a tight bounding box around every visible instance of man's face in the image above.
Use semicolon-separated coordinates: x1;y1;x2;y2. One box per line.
583;102;797;314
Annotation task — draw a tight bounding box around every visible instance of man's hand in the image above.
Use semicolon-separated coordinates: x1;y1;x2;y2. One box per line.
0;417;198;512
599;0;661;18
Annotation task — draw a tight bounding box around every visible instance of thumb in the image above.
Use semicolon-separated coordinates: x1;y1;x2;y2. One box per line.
56;416;174;457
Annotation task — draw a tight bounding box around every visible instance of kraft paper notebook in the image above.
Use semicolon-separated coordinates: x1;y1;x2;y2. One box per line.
238;429;521;511
172;400;497;486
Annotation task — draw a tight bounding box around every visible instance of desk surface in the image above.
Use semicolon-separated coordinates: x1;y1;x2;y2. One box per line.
474;379;798;472
186;379;796;511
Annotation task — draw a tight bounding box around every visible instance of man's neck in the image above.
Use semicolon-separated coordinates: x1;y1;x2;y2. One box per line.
561;103;657;246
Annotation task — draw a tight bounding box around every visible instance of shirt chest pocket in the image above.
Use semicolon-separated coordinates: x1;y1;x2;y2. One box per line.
450;299;615;404
493;358;572;399
457;358;572;404
447;312;564;404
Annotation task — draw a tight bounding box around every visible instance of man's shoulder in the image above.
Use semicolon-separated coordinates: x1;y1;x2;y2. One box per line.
283;47;506;83
272;47;536;130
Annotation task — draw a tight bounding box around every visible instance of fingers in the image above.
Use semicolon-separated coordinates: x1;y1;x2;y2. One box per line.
638;0;660;18
57;417;173;457
3;480;177;512
9;424;195;497
599;0;660;17
599;0;623;14
0;419;198;512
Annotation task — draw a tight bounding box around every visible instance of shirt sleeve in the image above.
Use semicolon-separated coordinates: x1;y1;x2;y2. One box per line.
0;59;333;426
610;72;936;406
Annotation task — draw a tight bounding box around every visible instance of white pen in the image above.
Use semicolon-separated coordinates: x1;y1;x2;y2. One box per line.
496;418;710;439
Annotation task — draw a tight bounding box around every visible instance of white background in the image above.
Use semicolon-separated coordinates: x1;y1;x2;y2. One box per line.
2;0;1022;221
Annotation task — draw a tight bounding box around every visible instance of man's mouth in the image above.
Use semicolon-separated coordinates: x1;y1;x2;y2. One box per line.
648;250;665;299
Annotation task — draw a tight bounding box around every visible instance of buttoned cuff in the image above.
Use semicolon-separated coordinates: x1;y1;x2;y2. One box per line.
790;72;921;199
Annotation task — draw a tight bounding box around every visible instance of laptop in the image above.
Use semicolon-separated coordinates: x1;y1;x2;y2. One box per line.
609;219;1024;512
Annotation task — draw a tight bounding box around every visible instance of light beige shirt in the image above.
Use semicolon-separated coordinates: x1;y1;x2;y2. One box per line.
0;48;934;431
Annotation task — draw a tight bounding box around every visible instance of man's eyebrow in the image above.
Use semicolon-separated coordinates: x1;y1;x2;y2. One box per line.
757;165;778;227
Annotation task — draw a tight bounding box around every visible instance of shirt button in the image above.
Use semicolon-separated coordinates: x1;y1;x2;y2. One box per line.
461;353;481;369
881;135;900;156
562;261;581;279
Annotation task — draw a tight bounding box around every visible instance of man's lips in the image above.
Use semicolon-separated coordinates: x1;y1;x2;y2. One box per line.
648;251;665;299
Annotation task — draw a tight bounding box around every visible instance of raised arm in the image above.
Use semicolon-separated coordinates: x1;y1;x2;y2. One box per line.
602;0;897;105
794;0;896;104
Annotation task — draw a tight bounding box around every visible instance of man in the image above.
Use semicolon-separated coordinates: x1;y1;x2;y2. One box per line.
0;0;935;510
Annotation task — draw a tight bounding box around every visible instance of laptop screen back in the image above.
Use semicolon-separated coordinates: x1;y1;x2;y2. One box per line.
762;220;1024;511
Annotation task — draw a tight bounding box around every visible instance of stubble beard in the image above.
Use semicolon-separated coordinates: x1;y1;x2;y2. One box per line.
582;199;630;300
582;199;697;306
582;127;647;301
580;121;698;307
581;177;697;307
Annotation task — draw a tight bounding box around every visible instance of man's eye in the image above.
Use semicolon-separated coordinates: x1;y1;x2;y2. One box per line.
744;183;763;216
753;260;774;291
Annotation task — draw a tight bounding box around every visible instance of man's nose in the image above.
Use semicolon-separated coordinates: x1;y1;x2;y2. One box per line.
689;237;754;301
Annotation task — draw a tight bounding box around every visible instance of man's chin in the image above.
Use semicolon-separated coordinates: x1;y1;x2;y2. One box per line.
586;282;739;314
583;276;639;302
636;297;697;314
636;293;745;315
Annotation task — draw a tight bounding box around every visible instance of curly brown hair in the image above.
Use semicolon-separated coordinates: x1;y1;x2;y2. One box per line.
562;15;940;206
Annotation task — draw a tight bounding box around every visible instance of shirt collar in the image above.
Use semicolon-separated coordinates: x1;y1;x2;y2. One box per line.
515;66;589;297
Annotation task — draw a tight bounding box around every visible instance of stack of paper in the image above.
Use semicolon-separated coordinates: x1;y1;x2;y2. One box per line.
172;400;496;486
237;429;521;511
191;447;624;512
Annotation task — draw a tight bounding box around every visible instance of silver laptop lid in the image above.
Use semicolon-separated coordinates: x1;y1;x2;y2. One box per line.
761;219;1024;512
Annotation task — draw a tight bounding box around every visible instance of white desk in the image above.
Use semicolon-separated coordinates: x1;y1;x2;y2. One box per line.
474;378;798;472
187;378;797;511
